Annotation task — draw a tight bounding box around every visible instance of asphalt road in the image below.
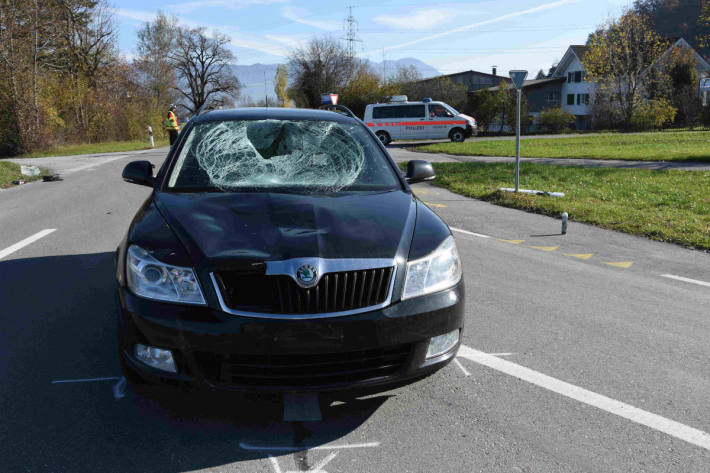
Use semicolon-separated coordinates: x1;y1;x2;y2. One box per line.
1;147;709;472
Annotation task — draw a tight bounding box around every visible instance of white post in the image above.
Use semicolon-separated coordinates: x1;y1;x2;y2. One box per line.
508;70;527;193
147;126;154;148
515;89;521;192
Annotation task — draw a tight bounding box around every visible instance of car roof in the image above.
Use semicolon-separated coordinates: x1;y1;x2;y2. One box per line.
191;107;358;124
370;101;445;106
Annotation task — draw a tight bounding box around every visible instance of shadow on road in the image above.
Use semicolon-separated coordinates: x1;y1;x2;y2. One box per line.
0;252;389;472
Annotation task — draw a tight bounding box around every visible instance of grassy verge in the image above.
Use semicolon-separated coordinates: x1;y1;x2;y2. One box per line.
401;161;710;250
414;131;710;162
14;139;169;159
0;161;48;189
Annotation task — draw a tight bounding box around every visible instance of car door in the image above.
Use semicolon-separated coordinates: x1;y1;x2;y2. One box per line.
401;104;427;140
427;103;455;139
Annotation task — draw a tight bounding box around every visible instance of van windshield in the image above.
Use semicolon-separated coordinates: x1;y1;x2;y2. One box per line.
167;119;401;193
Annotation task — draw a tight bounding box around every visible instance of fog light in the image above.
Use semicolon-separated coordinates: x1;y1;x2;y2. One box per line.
134;344;177;373
426;329;460;359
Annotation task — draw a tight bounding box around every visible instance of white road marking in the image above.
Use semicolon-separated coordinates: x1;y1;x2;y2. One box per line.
51;376;121;384
301;451;338;473
457;344;710;451
661;274;710;289
487;352;517;357
239;441;380;452
64;155;129;175
450;227;490;239
112;377;127;399
453;358;470;376
0;229;56;260
268;456;283;473
268;451;339;473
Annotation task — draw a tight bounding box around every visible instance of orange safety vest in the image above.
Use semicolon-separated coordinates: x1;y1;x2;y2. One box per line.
165;111;179;131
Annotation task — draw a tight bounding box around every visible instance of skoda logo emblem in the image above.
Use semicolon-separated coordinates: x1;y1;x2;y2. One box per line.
295;264;318;288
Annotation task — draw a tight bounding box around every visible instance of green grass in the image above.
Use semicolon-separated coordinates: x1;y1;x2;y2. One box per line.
0;161;48;188
401;161;710;250
414;131;710;162
15;139;169;159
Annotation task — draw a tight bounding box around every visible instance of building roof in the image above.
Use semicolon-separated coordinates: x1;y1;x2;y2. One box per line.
482;76;564;92
552;45;589;77
418;70;512;83
569;45;589;61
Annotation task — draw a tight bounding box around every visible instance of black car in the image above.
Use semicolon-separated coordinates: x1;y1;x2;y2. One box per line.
116;107;464;394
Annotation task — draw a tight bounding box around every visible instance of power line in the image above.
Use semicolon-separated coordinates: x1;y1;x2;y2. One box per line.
342;6;363;59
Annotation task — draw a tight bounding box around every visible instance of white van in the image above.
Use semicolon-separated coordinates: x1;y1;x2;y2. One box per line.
364;97;477;145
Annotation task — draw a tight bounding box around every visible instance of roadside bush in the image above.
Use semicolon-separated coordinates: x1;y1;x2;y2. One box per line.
536;107;575;133
629;99;677;131
590;91;624;130
700;105;710;127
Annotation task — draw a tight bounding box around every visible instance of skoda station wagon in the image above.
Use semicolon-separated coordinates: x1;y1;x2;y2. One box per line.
116;107;465;394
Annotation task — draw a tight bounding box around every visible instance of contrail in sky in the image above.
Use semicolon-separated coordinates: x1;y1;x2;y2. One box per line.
366;0;582;55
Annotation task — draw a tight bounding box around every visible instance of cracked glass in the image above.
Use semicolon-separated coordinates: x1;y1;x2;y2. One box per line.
168;119;400;193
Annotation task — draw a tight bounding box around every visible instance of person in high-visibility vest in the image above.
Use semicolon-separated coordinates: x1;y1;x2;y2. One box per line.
165;104;179;146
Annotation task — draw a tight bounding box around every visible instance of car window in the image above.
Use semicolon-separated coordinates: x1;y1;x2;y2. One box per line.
373;105;425;119
167;119;401;193
429;104;453;118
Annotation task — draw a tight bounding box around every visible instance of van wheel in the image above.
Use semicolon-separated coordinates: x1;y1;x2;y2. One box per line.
376;131;391;146
450;128;465;143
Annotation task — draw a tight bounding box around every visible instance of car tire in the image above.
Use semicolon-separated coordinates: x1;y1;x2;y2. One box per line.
450;128;465;143
376;131;391;146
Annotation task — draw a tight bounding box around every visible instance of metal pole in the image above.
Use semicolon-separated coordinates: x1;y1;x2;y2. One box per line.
515;88;521;192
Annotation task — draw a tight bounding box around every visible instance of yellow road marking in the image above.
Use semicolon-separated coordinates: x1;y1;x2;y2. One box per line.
423;201;447;208
529;246;558;252
499;239;524;244
564;253;593;260
604;261;633;268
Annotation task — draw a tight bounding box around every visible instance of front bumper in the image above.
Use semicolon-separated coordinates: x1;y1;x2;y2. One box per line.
466;124;478;137
117;282;465;393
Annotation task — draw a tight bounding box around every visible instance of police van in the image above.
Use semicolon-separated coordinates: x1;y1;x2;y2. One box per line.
364;97;477;145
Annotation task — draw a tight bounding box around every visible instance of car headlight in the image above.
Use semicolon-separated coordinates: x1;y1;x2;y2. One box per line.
402;235;462;300
126;245;206;305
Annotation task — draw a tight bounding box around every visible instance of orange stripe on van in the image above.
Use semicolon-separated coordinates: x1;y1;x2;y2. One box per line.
367;120;467;127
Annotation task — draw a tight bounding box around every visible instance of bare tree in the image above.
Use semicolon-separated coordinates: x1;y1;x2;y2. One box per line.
55;0;117;83
288;37;353;108
135;11;179;105
170;26;241;114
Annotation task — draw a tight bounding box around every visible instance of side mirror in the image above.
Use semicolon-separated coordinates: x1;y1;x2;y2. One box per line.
405;160;435;184
122;161;155;187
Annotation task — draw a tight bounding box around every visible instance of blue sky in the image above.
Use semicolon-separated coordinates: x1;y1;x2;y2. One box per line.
114;0;633;75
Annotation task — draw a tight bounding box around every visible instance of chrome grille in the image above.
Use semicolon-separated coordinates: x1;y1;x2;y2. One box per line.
214;266;394;315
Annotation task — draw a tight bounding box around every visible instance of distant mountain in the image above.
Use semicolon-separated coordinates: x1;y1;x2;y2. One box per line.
231;64;280;105
232;58;441;103
365;57;441;81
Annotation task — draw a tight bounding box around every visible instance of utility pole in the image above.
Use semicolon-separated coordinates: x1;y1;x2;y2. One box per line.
382;49;386;83
264;71;268;107
342;6;362;60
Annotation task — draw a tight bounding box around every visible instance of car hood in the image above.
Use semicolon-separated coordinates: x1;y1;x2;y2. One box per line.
457;113;475;126
154;190;417;267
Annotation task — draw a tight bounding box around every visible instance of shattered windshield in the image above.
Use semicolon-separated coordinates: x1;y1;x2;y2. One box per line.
167;119;400;193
